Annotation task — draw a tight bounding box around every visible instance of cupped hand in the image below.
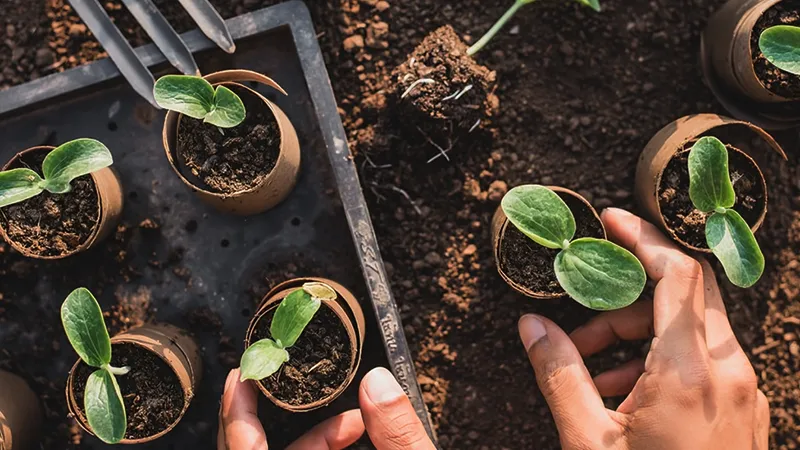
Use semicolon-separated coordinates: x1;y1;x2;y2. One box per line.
518;208;769;450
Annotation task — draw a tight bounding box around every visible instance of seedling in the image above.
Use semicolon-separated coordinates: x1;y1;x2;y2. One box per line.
0;139;112;208
501;185;646;310
759;25;800;76
688;136;765;288
61;288;129;444
153;75;246;128
240;282;337;382
467;0;601;56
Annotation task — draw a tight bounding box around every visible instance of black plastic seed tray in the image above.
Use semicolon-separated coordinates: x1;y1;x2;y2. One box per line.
0;1;434;447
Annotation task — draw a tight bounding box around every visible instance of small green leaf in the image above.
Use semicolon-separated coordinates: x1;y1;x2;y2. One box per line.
239;338;290;381
574;0;601;12
61;288;112;368
501;185;576;249
154;75;216;119
41;139;113;194
759;25;800;75
554;238;646;310
706;210;764;288
688;136;736;213
270;287;322;348
0;168;44;208
85;369;127;444
204;85;246;128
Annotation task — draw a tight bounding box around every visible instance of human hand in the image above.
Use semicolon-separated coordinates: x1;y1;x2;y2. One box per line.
518;208;769;450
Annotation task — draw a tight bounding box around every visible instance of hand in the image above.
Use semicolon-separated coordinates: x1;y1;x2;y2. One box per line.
518;208;769;450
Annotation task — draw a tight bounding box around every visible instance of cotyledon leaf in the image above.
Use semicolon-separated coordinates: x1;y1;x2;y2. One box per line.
706;209;764;288
85;369;127;444
0;168;44;208
501;185;576;249
204;85;246;128
759;25;800;75
61;288;112;368
239;338;290;381
41;139;113;194
153;74;216;119
688;136;735;213
270;287;322;348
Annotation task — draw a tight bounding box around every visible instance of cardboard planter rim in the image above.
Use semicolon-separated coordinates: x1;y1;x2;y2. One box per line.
0;146;123;260
244;277;366;412
634;113;786;252
0;370;42;450
491;186;607;299
162;69;301;215
65;324;201;444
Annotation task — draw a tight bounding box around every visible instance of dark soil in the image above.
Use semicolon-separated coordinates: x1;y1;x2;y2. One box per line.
498;192;605;295
71;343;185;440
751;0;800;99
251;304;352;406
0;149;99;257
176;84;280;194
658;145;766;249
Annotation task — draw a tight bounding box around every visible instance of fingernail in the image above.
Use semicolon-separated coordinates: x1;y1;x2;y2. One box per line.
364;367;405;405
225;369;237;391
519;315;547;350
602;207;633;217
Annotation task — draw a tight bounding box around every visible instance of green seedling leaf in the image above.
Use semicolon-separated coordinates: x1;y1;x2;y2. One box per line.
85;369;127;444
42;139;113;194
0;168;44;208
204;85;246;128
501;185;576;249
759;25;800;75
706;210;764;288
574;0;601;12
270;286;323;348
688;136;736;213
554;238;646;310
154;75;247;128
61;288;112;368
239;338;291;381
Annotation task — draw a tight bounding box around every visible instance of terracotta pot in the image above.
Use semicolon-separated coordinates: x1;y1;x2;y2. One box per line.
701;0;800;128
244;277;366;412
491;186;607;299
162;69;301;215
634;114;786;252
0;146;123;260
0;370;42;450
66;324;202;444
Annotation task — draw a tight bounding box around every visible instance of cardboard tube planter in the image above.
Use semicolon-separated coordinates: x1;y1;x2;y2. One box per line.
0;146;123;260
701;0;800;129
66;324;201;444
162;70;301;215
0;370;42;450
491;186;606;299
244;277;365;412
635;114;786;252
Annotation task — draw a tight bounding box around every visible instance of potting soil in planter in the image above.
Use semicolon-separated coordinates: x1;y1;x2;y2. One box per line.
0;150;99;257
71;343;184;440
750;0;800;99
658;146;765;249
176;84;280;193
498;193;605;295
253;305;352;406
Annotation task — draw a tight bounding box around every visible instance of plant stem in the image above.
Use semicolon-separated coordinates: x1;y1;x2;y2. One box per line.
104;364;131;376
467;0;534;56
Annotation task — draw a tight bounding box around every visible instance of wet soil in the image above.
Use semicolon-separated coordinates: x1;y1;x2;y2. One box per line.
71;343;185;440
0;149;99;257
751;0;800;99
658;146;766;249
251;304;352;406
176;85;280;194
498;192;605;295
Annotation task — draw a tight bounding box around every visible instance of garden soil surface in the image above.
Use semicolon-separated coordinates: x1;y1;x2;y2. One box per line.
2;0;800;449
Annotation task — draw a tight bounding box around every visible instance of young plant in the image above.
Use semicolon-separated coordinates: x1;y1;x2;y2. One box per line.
759;25;800;76
61;288;129;444
688;136;764;288
239;282;337;382
467;0;601;56
502;185;646;310
153;75;246;128
0;139;112;208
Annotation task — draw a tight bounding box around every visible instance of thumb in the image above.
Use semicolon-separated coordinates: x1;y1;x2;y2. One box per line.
519;314;619;445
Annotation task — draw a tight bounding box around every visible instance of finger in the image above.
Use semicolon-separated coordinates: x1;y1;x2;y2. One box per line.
700;259;743;362
359;367;435;450
519;314;618;442
286;410;365;450
753;390;770;450
570;300;654;357
221;369;268;450
593;359;646;397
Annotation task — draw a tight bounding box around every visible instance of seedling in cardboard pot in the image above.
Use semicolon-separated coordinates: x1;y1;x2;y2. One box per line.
688;136;764;287
154;75;246;128
759;25;800;75
501;185;646;310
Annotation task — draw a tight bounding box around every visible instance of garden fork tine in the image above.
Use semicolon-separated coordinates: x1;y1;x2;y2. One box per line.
177;0;236;54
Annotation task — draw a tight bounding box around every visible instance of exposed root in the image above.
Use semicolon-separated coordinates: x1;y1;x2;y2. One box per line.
401;78;435;99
